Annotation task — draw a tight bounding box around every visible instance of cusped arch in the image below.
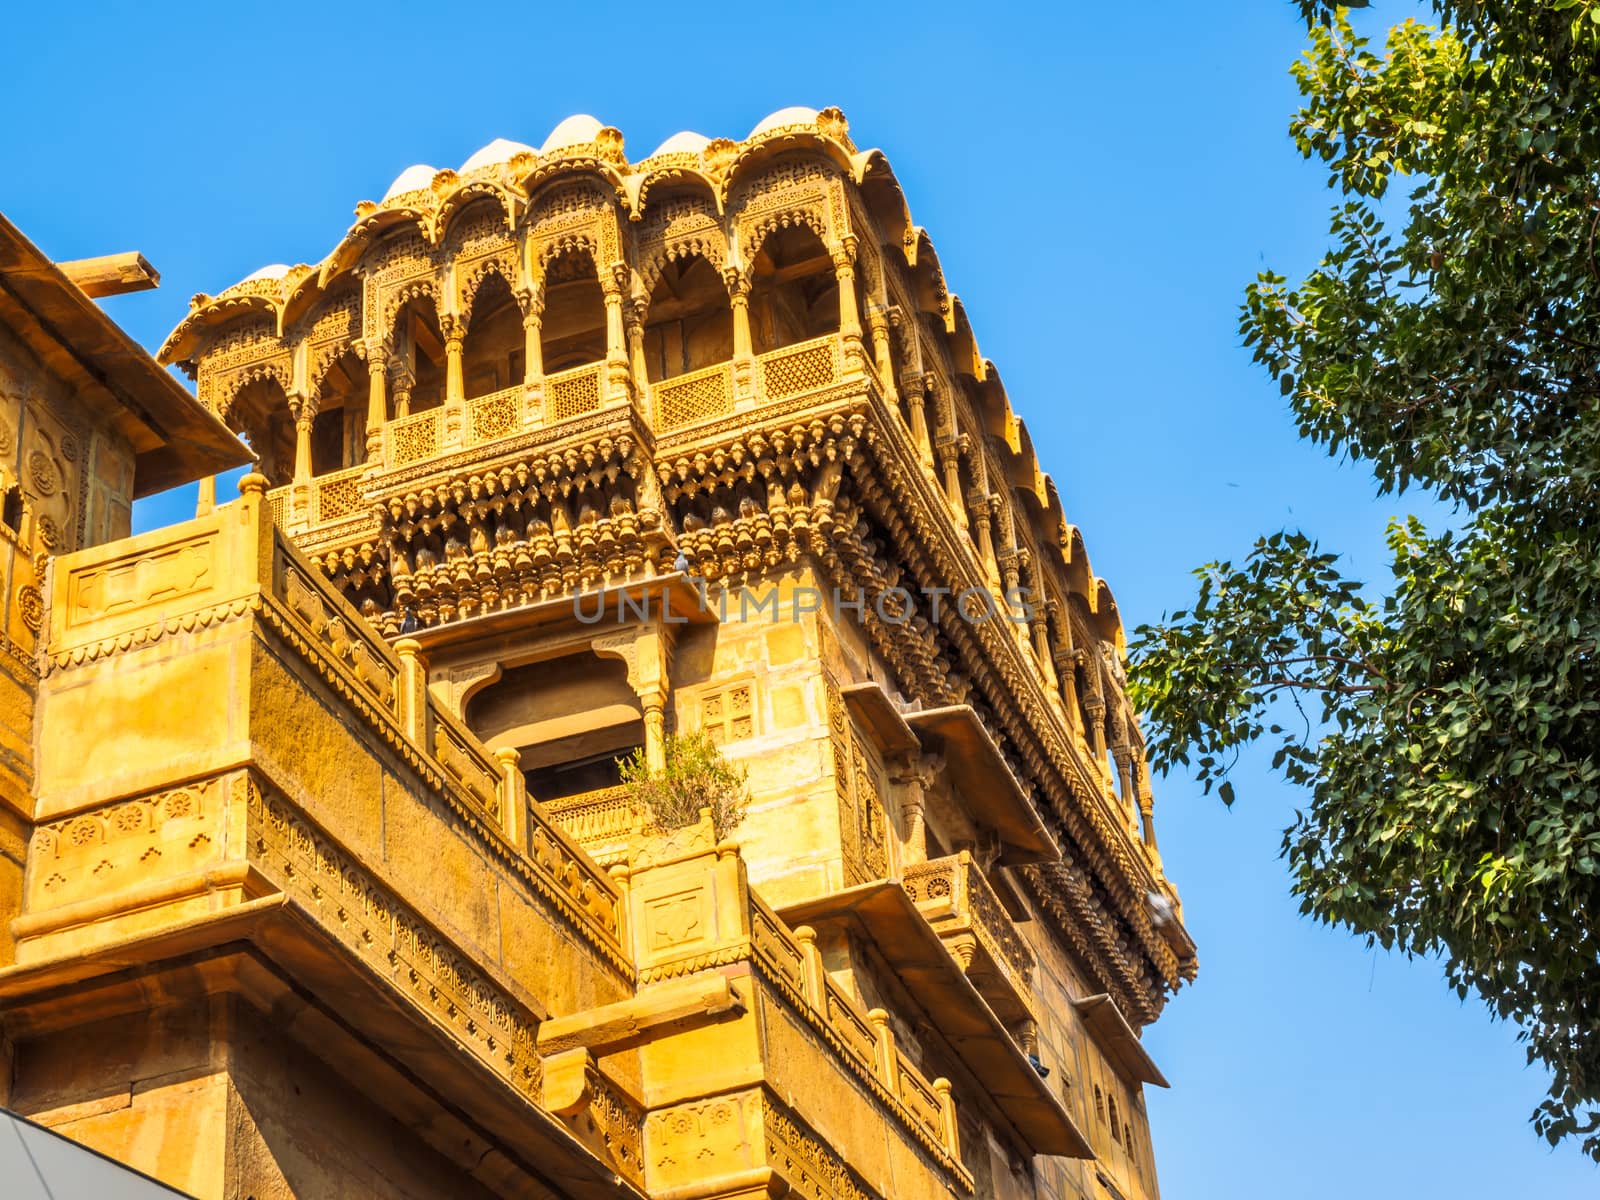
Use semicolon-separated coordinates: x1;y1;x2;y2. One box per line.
728;151;841;268
214;359;292;426
635;183;729;295
522;176;624;276
381;275;444;347
437;181;518;249
159;293;280;365
634;162;723;218
720;131;854;210
322;208;435;287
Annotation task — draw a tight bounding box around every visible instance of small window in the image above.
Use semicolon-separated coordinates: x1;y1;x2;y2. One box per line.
1094;1085;1105;1123
700;681;756;745
1;485;21;533
1108;1095;1121;1142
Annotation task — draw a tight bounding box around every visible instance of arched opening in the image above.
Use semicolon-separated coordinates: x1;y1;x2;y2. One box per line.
748;224;837;353
643;255;732;380
229;377;294;488
310;350;365;475
465;652;643;805
462;273;523;398
390;294;446;415
539;248;606;372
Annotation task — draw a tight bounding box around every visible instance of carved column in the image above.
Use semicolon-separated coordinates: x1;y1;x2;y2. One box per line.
935;440;967;530
602;265;631;403
1138;766;1159;851
444;320;465;405
442;316;466;449
288;392;315;483
904;373;935;468
364;342;388;461
890;756;941;867
726;268;755;402
1112;742;1135;812
968;489;997;572
832;239;867;378
1085;695;1107;761
520;284;544;422
642;692;667;773
866;303;898;407
626;297;650;416
392;369;414;419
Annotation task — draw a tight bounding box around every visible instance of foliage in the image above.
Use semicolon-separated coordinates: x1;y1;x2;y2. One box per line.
619;731;750;841
1128;1;1600;1157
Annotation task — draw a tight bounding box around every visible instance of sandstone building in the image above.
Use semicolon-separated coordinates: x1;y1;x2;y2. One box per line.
0;108;1196;1199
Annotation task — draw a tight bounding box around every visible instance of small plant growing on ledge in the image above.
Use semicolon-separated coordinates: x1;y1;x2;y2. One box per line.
619;731;750;841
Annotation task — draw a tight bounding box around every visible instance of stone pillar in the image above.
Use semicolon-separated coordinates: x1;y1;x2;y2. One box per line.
365;344;388;461
393;638;429;744
392;373;413;419
444;325;465;405
1136;764;1158;850
904;374;934;468
936;441;967;530
642;691;667;774
968;489;996;570
890;756;939;867
867;304;898;407
726;268;755;402
195;474;216;518
289;394;314;483
1031;615;1060;692
626;298;650;412
1085;699;1107;761
832;239;866;377
441;318;466;449
522;305;544;385
521;285;545;423
495;746;526;849
603;266;631;402
1113;743;1136;813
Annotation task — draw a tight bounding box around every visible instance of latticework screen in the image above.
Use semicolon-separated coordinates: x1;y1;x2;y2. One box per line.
389;410;441;465
759;337;837;400
316;471;365;523
469;387;520;444
546;365;602;423
655;364;733;431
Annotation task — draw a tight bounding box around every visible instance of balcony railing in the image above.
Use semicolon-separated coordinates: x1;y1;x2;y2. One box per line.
544;784;635;867
544;362;604;423
903;850;1036;1023
466;384;522;445
756;333;840;401
388;407;442;466
652;361;733;431
263;464;368;534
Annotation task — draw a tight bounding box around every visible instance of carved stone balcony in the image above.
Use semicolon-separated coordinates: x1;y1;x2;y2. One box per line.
903;851;1036;1029
780;876;1090;1159
545;784;635;868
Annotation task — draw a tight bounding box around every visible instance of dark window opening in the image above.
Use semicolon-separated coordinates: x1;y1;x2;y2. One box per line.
525;745;641;803
2;485;22;532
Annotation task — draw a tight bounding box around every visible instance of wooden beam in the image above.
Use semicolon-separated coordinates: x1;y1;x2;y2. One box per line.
57;252;160;298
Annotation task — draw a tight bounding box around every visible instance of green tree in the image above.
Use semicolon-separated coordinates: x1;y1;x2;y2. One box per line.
619;731;750;841
1128;2;1600;1157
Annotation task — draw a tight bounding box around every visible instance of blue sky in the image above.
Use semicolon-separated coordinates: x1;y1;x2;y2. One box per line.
5;2;1594;1194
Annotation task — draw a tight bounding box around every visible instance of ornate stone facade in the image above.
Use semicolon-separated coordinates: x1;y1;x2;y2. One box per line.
0;108;1193;1200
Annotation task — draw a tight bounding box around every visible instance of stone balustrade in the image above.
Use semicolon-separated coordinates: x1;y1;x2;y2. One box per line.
903;850;1037;1022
